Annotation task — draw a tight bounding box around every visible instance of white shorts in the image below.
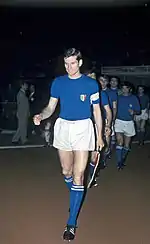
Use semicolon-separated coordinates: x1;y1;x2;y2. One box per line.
53;118;95;151
134;109;148;121
114;119;136;137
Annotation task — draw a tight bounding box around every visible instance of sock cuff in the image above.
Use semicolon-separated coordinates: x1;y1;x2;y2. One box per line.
90;162;95;167
123;147;129;151
116;145;123;150
71;184;84;191
64;176;73;183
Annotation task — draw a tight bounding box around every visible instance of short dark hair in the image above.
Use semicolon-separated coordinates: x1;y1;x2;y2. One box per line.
121;81;132;88
64;48;82;61
98;74;109;82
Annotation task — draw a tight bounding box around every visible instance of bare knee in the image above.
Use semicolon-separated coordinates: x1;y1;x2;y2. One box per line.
116;133;123;147
58;150;73;178
62;168;73;178
73;171;84;185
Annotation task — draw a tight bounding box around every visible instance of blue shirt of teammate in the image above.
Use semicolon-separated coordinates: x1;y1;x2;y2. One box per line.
100;90;109;119
117;94;140;121
50;75;100;120
104;88;117;109
137;94;149;110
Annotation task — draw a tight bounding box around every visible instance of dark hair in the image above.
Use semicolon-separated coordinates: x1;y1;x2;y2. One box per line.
121;81;132;88
97;74;109;82
64;48;82;61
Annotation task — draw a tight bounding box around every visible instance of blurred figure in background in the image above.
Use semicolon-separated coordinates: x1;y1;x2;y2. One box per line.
12;81;29;145
29;84;37;136
134;85;149;146
114;81;140;170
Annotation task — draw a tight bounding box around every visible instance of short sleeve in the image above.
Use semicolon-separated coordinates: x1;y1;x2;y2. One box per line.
111;91;118;102
101;91;109;106
50;78;60;98
133;95;140;112
90;81;100;104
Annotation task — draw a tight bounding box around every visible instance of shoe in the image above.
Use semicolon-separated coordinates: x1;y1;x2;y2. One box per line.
117;165;123;171
63;225;76;241
138;141;144;146
12;141;19;145
89;178;98;188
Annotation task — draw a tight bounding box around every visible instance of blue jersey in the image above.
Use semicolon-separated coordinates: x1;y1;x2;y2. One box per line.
51;75;100;120
100;90;109;119
104;88;117;109
137;94;149;110
117;94;140;121
110;88;122;96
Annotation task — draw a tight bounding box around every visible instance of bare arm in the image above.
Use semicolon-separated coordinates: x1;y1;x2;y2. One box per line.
104;104;112;127
93;103;103;138
112;101;117;121
40;97;58;121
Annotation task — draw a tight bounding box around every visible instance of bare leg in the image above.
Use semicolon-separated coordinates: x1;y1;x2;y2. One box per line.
58;150;74;190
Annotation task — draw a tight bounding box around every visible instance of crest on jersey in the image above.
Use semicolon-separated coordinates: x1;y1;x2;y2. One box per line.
129;104;133;108
80;94;87;102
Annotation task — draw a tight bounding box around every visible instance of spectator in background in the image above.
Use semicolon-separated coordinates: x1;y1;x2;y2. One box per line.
134;85;149;146
29;84;36;135
12;81;29;145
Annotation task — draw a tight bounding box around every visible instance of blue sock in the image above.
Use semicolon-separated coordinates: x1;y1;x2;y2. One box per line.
89;162;95;177
67;184;84;226
116;145;123;167
64;176;73;190
122;147;129;162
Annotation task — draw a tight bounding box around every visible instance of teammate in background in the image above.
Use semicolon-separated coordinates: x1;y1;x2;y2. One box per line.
109;77;120;149
110;76;122;95
114;81;140;170
98;75;117;164
33;48;104;241
89;90;112;187
134;85;149;146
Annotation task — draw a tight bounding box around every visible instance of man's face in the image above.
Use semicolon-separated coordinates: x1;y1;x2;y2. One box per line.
122;85;130;95
64;55;81;76
23;83;28;91
138;87;144;94
99;78;108;90
110;78;118;89
30;85;35;92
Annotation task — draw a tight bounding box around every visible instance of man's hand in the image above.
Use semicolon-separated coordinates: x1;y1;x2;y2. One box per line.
96;135;104;151
33;114;42;126
128;109;134;116
105;126;111;137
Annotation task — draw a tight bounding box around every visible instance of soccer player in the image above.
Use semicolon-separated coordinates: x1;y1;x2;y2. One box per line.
110;76;122;95
134;85;149;145
114;81;140;170
109;77;121;148
33;48;104;241
89;90;112;187
98;75;117;164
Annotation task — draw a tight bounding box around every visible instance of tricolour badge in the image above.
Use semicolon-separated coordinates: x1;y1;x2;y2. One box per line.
80;94;87;102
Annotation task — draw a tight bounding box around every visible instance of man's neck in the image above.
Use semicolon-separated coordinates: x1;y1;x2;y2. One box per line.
20;88;25;93
68;72;82;80
111;87;117;90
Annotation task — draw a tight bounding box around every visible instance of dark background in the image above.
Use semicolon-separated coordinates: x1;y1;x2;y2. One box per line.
0;4;150;85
